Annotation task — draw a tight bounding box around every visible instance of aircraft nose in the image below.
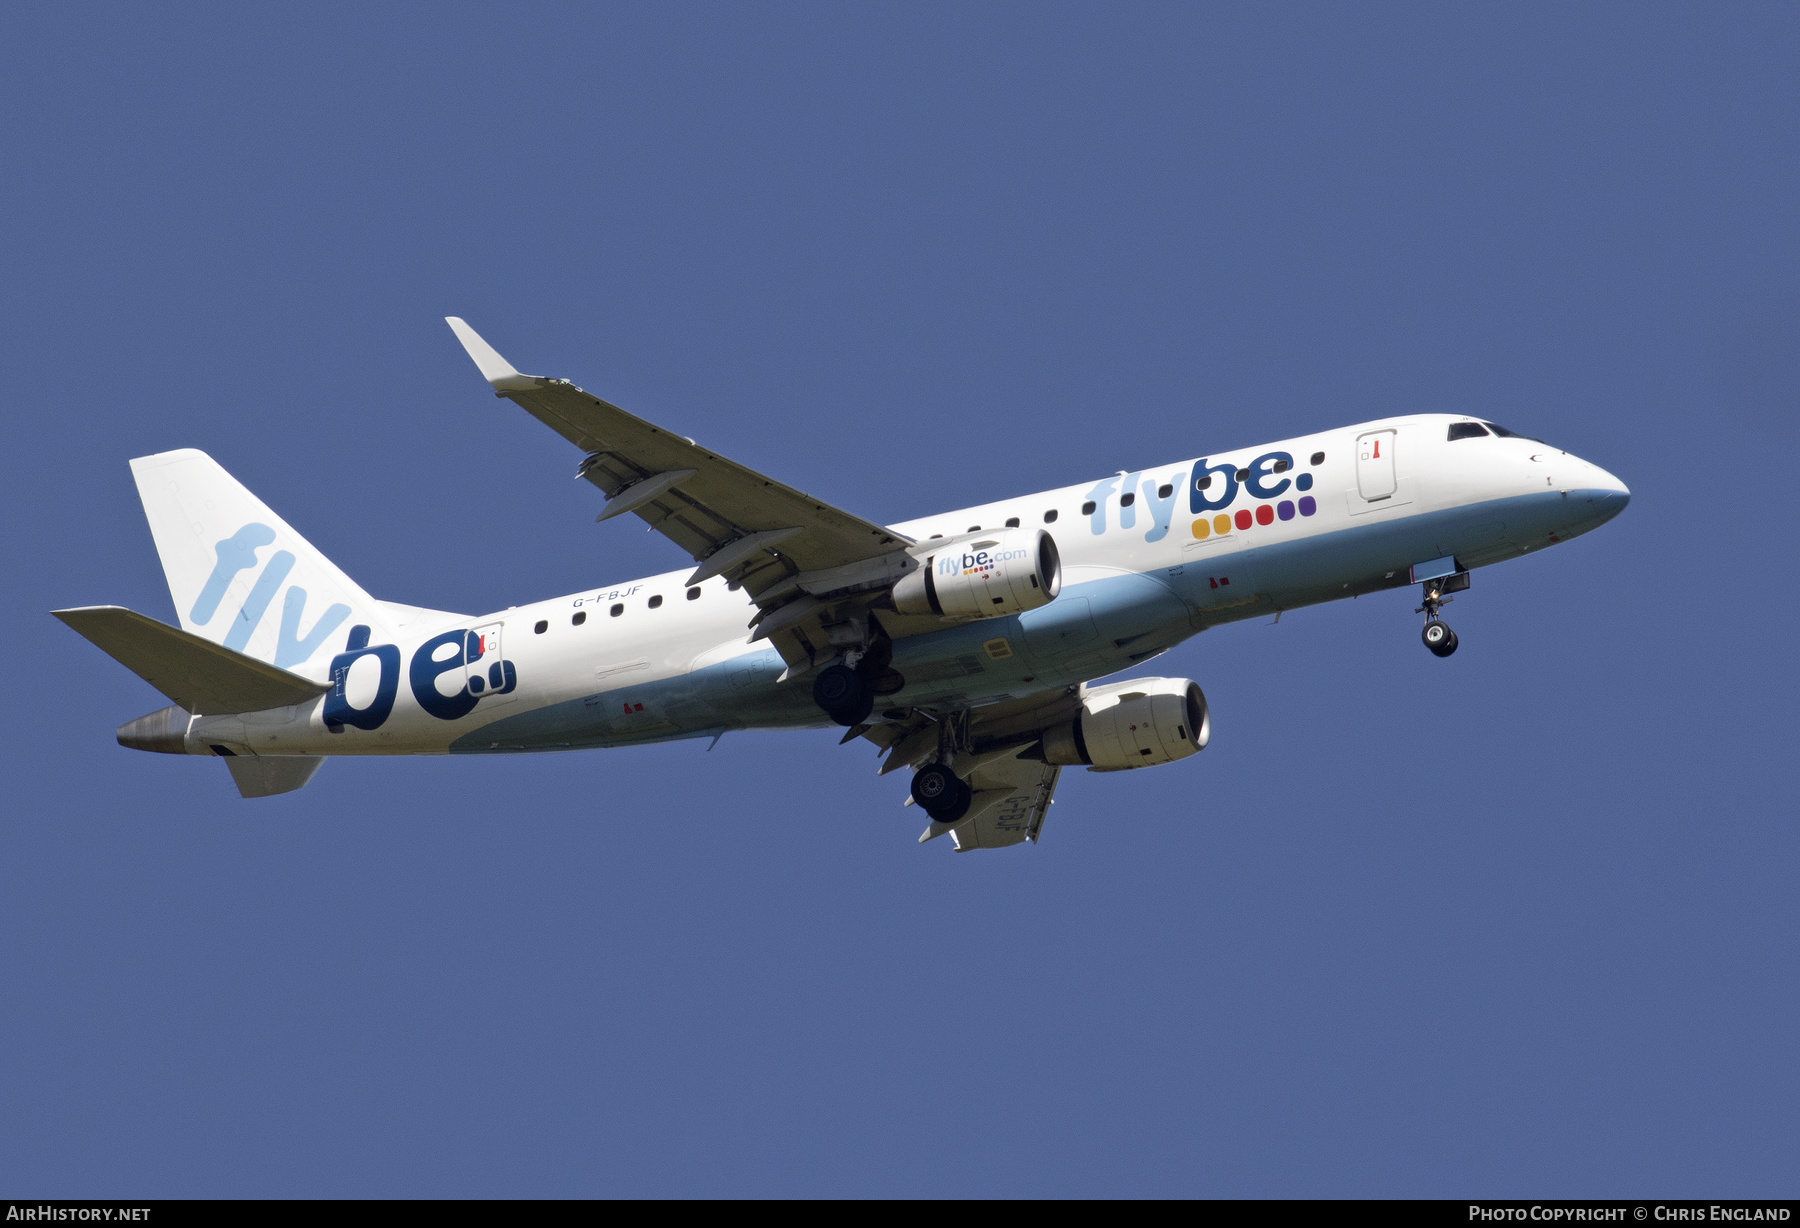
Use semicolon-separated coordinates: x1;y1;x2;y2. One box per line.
1575;459;1630;523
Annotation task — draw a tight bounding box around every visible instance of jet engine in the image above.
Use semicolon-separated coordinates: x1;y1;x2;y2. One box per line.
891;528;1061;619
1039;677;1210;771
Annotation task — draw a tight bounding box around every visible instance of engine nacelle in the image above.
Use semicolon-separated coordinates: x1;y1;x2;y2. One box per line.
891;528;1061;620
1040;677;1210;771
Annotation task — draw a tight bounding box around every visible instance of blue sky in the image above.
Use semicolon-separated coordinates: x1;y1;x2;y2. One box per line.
3;3;1795;1196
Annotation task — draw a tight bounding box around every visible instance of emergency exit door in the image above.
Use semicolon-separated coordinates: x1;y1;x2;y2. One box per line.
1356;430;1398;501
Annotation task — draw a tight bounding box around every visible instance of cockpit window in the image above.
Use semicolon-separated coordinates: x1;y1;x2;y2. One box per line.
1483;421;1548;444
1447;422;1490;441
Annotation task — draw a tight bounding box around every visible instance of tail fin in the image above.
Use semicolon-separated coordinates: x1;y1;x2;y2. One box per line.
130;449;396;675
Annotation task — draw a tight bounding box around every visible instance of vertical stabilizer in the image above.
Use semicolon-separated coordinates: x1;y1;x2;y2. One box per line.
130;449;395;676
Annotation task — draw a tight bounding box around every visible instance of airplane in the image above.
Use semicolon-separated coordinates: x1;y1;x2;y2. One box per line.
54;318;1630;850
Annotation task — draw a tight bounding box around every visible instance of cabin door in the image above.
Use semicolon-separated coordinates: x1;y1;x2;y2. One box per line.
1356;430;1398;501
466;623;518;705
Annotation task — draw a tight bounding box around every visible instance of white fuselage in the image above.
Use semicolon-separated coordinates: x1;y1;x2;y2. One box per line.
183;414;1629;759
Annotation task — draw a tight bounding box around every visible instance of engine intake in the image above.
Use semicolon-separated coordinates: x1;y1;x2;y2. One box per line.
891;528;1060;620
1040;677;1210;771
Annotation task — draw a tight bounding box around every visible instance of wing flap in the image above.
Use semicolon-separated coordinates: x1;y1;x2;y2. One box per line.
954;753;1061;850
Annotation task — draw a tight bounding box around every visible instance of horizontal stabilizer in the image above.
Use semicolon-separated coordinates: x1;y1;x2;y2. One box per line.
225;754;326;798
54;606;329;715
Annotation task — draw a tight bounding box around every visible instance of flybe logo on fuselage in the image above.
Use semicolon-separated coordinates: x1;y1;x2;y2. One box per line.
1080;451;1320;543
191;523;350;667
322;624;517;731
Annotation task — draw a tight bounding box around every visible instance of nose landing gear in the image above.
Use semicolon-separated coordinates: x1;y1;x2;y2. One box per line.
1415;571;1468;658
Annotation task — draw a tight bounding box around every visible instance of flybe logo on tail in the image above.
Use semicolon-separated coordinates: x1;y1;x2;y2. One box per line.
191;523;350;667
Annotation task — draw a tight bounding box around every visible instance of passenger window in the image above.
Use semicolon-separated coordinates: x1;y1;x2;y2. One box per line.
1005;517;1020;528
534;620;548;634
1310;451;1325;465
648;594;663;608
1447;422;1490;441
1158;483;1173;498
610;603;624;617
1043;509;1058;523
686;587;701;600
572;611;586;626
1272;460;1289;473
968;525;981;532
1197;475;1212;490
1120;492;1135;507
930;534;943;540
1081;501;1096;515
1234;468;1249;482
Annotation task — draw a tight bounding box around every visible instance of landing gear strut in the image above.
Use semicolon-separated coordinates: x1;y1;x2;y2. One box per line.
1415;574;1466;658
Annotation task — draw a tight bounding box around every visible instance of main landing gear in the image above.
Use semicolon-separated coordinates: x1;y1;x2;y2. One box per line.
910;762;972;824
1416;572;1469;658
908;709;973;824
811;617;902;726
813;663;874;726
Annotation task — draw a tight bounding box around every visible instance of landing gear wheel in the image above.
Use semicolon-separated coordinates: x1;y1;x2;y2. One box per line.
1422;620;1458;658
813;664;874;726
911;763;972;823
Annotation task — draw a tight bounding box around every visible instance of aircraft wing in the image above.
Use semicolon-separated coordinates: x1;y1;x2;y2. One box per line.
447;318;914;671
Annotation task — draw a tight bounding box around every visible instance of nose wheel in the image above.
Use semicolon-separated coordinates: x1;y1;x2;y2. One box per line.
1415;574;1466;658
1422;619;1458;657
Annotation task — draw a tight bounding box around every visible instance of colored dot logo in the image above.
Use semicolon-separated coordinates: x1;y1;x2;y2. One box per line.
1191;498;1317;539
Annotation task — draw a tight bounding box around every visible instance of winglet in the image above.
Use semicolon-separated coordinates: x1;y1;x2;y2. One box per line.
445;317;542;392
